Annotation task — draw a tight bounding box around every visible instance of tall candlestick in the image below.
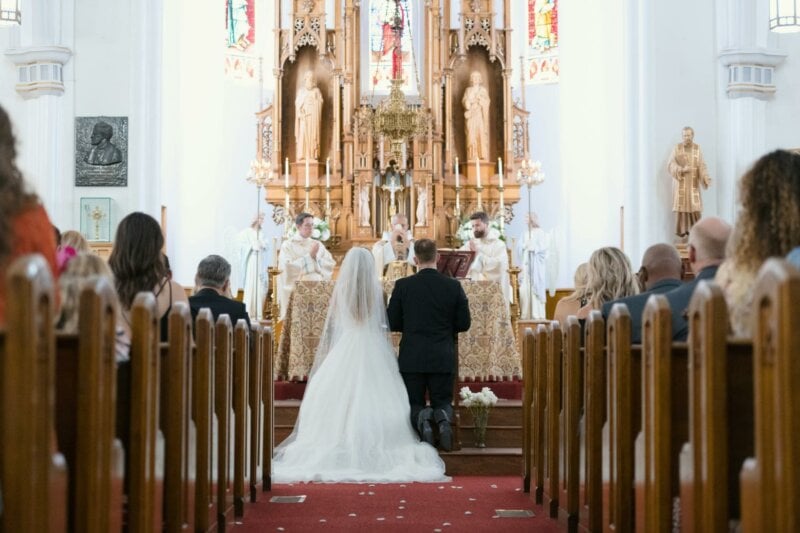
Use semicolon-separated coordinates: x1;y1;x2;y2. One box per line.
326;158;330;188
477;158;481;189
305;159;310;188
455;157;459;188
285;157;289;188
498;158;503;188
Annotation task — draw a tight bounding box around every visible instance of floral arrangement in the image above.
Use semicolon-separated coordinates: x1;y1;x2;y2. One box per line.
459;386;499;408
456;219;506;243
459;386;499;448
286;216;331;242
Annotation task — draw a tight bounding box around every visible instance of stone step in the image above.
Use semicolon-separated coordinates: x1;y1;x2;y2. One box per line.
441;447;522;476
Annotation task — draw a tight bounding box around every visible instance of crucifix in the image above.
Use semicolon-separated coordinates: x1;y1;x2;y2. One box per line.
381;177;404;216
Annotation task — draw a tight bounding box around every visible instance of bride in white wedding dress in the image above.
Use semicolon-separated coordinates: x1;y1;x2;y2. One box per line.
272;247;448;483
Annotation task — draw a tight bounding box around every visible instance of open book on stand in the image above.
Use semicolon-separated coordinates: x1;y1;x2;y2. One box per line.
436;249;476;278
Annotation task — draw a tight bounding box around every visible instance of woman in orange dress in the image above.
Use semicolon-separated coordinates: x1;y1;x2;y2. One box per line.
0;105;58;326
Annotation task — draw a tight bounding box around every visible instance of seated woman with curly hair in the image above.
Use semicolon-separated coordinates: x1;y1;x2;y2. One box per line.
715;149;800;337
576;246;640;319
0;105;58;326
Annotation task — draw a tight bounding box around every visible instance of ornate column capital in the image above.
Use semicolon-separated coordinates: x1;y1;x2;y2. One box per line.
718;47;787;100
4;45;72;99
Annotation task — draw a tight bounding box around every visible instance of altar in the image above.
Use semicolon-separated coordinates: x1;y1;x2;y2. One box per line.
275;279;520;381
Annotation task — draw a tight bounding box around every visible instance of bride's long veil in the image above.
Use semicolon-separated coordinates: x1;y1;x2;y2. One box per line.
274;247;390;453
310;247;389;377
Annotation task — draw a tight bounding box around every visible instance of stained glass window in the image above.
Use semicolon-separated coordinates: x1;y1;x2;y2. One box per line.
526;0;559;85
369;0;415;93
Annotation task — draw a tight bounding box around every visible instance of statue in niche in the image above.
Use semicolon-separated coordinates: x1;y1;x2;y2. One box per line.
415;185;427;226
463;71;490;160
295;70;323;161
359;183;371;226
667;126;711;238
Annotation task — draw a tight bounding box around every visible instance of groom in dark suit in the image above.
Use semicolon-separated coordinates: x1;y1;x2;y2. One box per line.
387;239;472;451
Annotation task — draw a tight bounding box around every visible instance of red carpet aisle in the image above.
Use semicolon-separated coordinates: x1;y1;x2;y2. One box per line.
233;476;559;532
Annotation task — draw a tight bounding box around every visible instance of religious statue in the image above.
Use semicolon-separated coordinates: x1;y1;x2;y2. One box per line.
462;71;490;161
667;126;711;238
295;70;323;161
415;184;427;226
359;183;371;226
237;213;269;319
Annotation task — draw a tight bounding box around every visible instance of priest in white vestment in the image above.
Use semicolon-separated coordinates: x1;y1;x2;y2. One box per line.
372;213;415;278
460;211;511;302
517;213;557;319
277;212;336;318
238;213;269;320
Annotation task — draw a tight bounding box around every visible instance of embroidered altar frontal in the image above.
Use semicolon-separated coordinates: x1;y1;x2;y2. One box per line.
275;280;520;381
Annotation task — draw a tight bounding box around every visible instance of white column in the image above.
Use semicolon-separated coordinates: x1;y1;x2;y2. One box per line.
715;0;784;222
4;0;72;225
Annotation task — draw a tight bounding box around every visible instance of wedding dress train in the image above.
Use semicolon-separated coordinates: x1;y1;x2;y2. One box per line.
272;248;448;483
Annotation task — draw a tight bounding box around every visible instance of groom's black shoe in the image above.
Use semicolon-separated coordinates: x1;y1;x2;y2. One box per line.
417;408;435;446
434;409;453;451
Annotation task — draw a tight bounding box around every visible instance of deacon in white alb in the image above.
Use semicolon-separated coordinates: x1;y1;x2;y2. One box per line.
277;212;335;318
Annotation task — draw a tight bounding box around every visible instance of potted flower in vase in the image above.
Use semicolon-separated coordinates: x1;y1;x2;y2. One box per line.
459;386;499;448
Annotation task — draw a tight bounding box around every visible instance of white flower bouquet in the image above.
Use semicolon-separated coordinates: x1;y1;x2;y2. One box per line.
459;386;498;448
287;216;331;242
456;219;506;243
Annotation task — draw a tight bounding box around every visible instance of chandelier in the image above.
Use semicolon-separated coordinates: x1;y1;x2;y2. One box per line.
770;0;800;32
372;79;429;162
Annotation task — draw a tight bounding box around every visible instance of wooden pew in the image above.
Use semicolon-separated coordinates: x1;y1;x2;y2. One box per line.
543;321;563;518
740;259;800;532
522;327;535;493
0;255;68;532
261;326;274;492
193;309;217;532
603;304;639;533
127;292;166;532
162;303;196;531
559;316;583;531
580;310;605;532
679;281;754;532
215;315;235;530
233;320;250;518
636;295;689;533
54;278;124;532
249;323;264;501
531;323;549;504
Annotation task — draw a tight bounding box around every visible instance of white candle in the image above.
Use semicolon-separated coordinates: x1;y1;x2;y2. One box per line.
498;158;503;188
284;157;289;188
272;237;278;266
326;158;330;188
477;158;481;189
455;157;459;188
305;158;309;188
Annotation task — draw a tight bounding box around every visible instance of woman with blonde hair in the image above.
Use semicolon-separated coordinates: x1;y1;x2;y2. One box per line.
553;262;590;324
60;230;89;253
716;149;800;336
576;246;639;319
55;252;129;361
